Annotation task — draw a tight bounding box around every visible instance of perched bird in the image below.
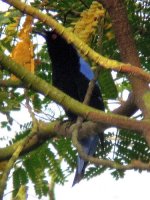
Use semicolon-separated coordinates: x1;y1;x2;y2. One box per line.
39;30;104;186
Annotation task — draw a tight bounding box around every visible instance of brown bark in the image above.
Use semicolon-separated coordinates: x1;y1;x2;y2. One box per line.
102;0;149;117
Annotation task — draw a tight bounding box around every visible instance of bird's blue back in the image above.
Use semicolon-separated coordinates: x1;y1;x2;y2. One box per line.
44;31;104;186
79;57;94;80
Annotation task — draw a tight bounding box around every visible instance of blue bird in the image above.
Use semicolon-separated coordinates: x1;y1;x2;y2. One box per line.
41;30;104;186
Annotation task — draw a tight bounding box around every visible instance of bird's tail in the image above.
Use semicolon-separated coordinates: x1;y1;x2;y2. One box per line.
72;135;100;186
72;170;84;186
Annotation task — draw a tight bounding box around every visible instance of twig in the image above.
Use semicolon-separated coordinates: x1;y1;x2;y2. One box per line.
79;0;89;8
72;71;99;163
71;133;150;171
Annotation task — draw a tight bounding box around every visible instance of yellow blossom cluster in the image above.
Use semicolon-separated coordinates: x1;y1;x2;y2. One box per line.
73;1;105;43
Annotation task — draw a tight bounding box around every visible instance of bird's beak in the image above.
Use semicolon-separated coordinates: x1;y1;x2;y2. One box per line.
33;29;46;38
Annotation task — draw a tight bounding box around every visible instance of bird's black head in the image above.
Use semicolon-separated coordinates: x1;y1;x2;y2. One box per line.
35;29;79;72
34;29;68;50
40;30;79;66
44;31;70;58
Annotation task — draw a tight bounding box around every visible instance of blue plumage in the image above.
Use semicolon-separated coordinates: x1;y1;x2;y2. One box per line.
43;31;104;186
79;57;94;80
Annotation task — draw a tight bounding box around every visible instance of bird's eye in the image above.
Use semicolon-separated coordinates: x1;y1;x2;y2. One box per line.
51;33;58;40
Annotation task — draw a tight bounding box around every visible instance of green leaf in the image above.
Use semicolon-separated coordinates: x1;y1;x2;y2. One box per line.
13;167;28;197
98;69;118;99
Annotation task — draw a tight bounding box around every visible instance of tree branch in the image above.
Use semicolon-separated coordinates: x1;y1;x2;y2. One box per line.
2;0;150;83
0;79;138;118
0;119;150;172
72;124;150;171
101;0;150;118
0;52;150;135
113;92;137;117
0;79;24;88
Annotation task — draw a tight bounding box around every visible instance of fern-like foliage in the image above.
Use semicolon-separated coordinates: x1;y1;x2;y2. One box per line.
116;130;150;164
21;141;67;197
110;129;150;179
13;167;28;197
